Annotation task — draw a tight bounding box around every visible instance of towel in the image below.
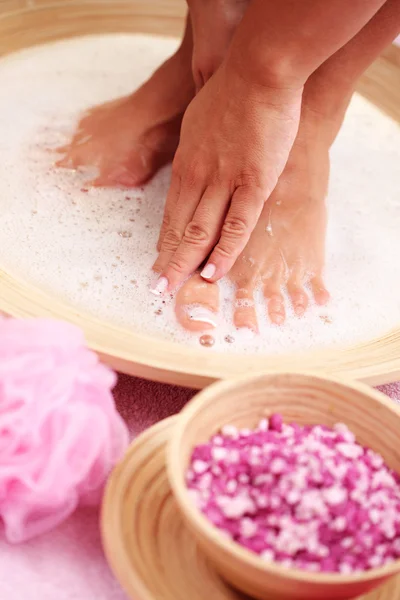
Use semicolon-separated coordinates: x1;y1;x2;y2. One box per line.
0;374;397;600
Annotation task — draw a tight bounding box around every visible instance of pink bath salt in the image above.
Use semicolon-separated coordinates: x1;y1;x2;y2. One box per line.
0;318;129;543
186;414;400;574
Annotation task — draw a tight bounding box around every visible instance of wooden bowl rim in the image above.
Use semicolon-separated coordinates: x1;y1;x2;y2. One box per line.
101;416;177;600
167;371;400;585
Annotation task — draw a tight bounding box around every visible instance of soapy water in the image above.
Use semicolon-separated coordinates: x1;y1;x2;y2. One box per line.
0;33;400;354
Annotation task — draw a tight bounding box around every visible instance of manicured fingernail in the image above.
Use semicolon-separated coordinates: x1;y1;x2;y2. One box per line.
150;276;168;296
201;263;216;280
188;307;218;328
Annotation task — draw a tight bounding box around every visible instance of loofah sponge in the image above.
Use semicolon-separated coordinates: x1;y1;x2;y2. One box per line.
0;317;129;543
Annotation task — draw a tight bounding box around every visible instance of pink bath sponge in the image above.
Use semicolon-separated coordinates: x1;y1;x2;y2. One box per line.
0;317;129;543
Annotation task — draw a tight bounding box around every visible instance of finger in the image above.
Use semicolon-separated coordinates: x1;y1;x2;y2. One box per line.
310;274;330;306
287;268;309;317
157;186;230;290
151;180;205;282
156;169;181;253
263;264;286;325
233;286;258;334
200;185;265;282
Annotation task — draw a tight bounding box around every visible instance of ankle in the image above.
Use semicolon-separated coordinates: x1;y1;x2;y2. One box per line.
302;73;355;144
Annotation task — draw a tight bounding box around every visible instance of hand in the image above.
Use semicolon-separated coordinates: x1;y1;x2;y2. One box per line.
152;60;303;294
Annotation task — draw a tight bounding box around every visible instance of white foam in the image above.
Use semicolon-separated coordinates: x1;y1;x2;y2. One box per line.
0;33;399;354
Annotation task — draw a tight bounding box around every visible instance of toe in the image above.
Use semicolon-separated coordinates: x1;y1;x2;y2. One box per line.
311;275;330;306
175;273;219;332
90;164;143;188
287;270;309;317
55;152;76;169
233;286;258;333
263;275;286;325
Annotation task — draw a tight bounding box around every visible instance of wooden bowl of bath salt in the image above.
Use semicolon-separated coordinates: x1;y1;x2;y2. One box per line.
1;1;400;389
102;410;400;600
168;372;400;600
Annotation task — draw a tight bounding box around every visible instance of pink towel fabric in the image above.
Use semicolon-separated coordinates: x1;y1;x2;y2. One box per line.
0;374;398;600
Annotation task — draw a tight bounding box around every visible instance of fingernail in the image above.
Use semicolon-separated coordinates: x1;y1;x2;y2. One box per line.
152;259;162;273
294;305;305;316
150;276;168;296
201;263;216;280
188;307;218;328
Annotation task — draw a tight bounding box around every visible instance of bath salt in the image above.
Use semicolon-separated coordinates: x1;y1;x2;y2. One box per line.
186;417;400;573
0;34;399;354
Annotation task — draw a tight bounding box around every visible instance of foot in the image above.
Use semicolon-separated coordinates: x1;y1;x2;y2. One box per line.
175;109;332;333
56;42;195;187
229;141;330;330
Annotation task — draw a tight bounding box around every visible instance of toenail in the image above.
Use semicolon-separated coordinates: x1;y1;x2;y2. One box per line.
272;314;285;325
188;306;218;328
150;276;168;296
201;263;216;280
235;298;255;308
235;327;257;340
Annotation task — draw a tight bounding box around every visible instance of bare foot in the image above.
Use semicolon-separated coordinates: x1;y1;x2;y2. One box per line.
56;34;194;187
175;110;331;333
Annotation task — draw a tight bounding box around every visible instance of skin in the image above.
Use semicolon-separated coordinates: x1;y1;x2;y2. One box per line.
152;66;303;291
56;17;195;187
55;4;247;186
56;0;400;329
188;0;249;91
175;0;400;332
154;0;390;294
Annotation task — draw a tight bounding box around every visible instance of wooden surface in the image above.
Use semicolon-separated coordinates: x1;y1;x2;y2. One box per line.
168;373;400;600
102;412;400;600
0;1;400;388
358;44;400;123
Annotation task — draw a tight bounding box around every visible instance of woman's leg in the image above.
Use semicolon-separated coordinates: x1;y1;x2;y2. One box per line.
175;0;400;331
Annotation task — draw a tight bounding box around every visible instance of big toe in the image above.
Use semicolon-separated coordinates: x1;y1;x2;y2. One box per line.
175;273;219;332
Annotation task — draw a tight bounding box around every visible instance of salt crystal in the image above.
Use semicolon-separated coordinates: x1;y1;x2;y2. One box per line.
324;486;347;506
221;425;238;438
336;443;364;460
212;447;228;462
192;460;208;475
240;518;258;538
